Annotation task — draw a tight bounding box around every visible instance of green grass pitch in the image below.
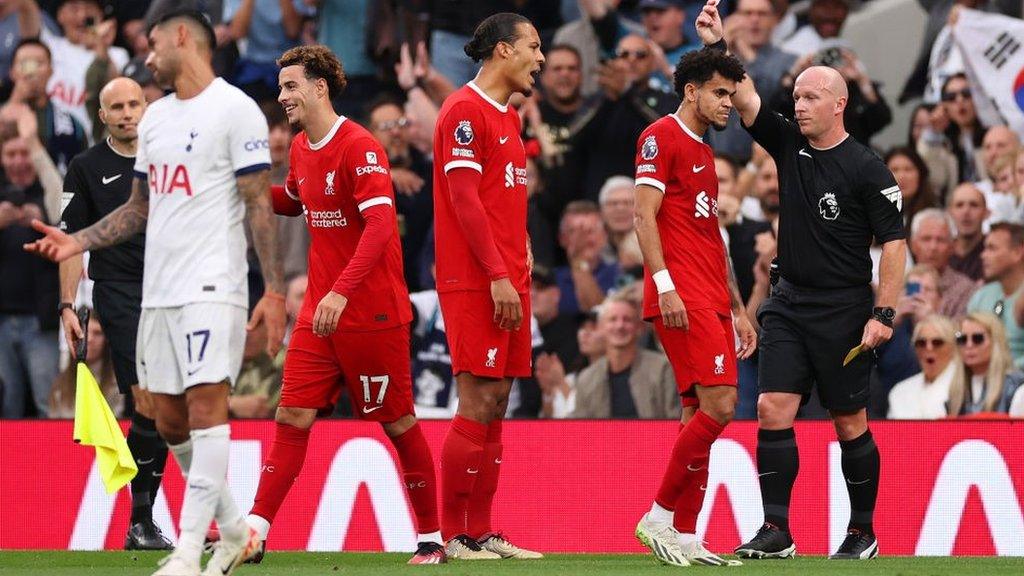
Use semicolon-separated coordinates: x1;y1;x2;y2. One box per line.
0;552;1022;575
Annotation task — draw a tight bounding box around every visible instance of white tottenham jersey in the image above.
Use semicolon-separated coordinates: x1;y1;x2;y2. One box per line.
134;78;270;308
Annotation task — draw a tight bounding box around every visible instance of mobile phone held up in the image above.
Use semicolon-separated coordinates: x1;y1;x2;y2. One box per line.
906;281;920;297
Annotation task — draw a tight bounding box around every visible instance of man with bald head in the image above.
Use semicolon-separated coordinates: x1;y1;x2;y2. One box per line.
697;0;906;560
59;76;174;551
948;183;989;281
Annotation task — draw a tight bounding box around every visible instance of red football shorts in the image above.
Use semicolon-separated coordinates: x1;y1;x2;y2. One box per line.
280;320;414;421
438;290;532;379
654;309;737;407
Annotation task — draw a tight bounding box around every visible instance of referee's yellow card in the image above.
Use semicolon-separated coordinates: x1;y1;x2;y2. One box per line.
843;344;864;366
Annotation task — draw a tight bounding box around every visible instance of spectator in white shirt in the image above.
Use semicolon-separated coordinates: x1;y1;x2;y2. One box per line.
888;315;959;419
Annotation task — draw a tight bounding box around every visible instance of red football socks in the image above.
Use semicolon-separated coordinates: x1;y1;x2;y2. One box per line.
467;419;503;539
655;411;724;532
440;415;487;540
250;422;311;524
390;423;440;535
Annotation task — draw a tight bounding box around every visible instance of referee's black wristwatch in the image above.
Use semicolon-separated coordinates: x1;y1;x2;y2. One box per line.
57;302;75;315
872;307;895;328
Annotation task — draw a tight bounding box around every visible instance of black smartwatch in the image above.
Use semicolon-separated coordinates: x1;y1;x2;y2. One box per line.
872;306;895;328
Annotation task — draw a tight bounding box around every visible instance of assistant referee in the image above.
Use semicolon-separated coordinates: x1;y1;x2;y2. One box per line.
695;1;907;561
59;77;171;550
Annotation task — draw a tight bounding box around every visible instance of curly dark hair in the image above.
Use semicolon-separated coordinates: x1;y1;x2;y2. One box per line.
672;48;746;100
464;13;531;63
277;45;347;98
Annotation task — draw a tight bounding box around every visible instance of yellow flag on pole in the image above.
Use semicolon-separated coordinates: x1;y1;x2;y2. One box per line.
73;362;137;494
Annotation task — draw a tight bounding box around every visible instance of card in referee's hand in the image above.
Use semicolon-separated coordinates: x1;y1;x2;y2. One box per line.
843;344;864;366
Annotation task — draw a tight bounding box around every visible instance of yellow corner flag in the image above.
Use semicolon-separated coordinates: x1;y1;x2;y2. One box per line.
73;362;137;494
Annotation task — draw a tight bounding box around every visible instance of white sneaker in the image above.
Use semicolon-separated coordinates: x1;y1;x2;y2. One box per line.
634;513;689;567
201;526;261;576
478;533;543;559
679;540;743;566
153;549;201;576
445;534;501;560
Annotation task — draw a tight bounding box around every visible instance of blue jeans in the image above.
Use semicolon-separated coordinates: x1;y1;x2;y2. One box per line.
0;315;59;417
430;29;478;87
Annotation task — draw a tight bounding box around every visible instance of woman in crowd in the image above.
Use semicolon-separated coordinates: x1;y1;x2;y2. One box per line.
947;312;1024;416
885;147;939;228
888;315;959;419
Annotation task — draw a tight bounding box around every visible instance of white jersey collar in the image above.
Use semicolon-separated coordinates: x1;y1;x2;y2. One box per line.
308;115;347;151
670;113;704;144
467;81;509;113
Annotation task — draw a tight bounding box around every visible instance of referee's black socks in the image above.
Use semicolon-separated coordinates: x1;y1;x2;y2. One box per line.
839;429;879;535
756;427;799;532
126;412;169;524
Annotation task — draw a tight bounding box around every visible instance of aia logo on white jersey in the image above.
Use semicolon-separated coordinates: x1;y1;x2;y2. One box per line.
366;151;378;165
325;170;336;195
485;347;498;368
641;135;658;160
714;354;725;375
695;191;717;218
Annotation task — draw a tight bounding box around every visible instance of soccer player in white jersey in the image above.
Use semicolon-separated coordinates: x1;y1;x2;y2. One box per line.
24;9;286;576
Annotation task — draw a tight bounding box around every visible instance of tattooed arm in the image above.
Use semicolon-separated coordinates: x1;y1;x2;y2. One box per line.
238;169;287;356
75;177;150;250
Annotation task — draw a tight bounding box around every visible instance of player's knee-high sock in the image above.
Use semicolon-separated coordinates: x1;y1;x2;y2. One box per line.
466;419;502;539
248;422;311;539
756;427;799;531
390;422;441;542
126;412;168;524
652;411;723;533
840;429;879;535
176;425;231;557
440;415;486;540
672;453;710;536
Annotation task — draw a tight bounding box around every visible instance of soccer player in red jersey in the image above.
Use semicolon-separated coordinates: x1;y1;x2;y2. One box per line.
431;13;545;560
257;45;444;565
632;47;757;567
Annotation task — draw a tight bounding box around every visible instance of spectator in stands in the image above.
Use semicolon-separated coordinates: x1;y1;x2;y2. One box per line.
885;147;939;229
220;0;306;102
20;0;129;140
948;311;1024;416
121;56;162;104
780;0;847;56
532;266;580;370
598;175;635;256
741;153;780;224
0;0;59;81
577;33;677;200
0;120;59;418
555;200;623;315
314;0;382;119
976;127;1021;224
937;73;987;183
48;310;122;418
988;152;1021;225
552;0;644;97
637;0;699;92
948;183;988;281
971;222;1024;366
368;96;433;291
229;321;282;419
909;208;979;318
716;153;771;304
2;39;87;174
525;159;557;270
888;314;959;420
261;102;308;280
536;310;607;418
913;103;959;200
711;0;796;162
571;292;680;418
392;41;450;157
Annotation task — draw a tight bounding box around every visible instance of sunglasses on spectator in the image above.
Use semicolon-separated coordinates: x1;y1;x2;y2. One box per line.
913;338;946;349
616;49;650;60
955;332;987;346
374;117;409;131
941;88;972;102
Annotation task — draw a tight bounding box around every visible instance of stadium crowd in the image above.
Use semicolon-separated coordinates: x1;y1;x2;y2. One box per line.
2;0;1023;421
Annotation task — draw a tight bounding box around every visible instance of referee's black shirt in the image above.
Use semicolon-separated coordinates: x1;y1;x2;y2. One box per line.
60;139;145;283
744;106;905;289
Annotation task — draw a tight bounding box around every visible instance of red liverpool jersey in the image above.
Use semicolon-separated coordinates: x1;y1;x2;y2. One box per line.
433;82;529;294
285;116;412;332
635;114;730;319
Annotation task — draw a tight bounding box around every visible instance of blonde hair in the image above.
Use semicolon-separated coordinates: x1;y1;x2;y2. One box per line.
948;312;1013;415
991;152;1017;178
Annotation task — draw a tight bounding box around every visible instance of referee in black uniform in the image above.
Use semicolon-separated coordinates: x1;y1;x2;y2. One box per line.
696;1;906;560
59;77;172;550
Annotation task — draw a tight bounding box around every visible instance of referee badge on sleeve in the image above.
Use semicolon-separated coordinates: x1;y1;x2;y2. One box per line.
880;185;902;211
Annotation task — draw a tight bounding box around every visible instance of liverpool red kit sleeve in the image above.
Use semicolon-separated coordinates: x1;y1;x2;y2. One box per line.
634;124;671;193
446;167;508;280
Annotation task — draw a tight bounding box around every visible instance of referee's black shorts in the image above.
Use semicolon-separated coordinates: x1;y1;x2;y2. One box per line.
92;280;143;394
756;278;874;412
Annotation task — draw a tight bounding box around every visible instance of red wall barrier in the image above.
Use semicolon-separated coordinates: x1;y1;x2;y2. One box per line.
1;420;1021;555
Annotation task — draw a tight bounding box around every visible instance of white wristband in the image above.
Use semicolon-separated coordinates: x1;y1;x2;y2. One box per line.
652;269;675;294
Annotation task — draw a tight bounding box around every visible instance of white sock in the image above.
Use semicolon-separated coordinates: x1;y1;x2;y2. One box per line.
177;425;230;555
247;514;271;541
418;531;442;545
677;532;698;547
168;440;193;478
648;502;673;525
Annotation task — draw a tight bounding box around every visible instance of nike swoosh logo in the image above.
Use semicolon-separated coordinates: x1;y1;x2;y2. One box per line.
137;458;154;465
494;459;502;464
298;177;306;185
700;485;707;491
799;148;812;158
692;165;705;173
499;136;510;144
186;368;201;376
362;405;383;414
846;478;871;485
102;174;122;184
687;464;705;472
466;468;479;474
758;471;777;477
